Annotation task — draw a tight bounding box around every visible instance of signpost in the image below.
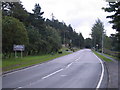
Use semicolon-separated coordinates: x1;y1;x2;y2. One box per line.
13;45;25;58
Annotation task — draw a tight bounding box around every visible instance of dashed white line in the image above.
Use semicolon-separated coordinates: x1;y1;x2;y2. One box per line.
42;68;63;79
66;62;73;69
13;86;22;90
61;75;67;77
75;58;79;62
93;52;105;89
75;58;80;61
18;87;22;89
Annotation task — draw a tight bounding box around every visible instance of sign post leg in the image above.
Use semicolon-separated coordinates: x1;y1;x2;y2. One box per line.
21;50;23;58
15;51;17;58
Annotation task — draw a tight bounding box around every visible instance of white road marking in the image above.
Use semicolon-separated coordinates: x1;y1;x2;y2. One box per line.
3;51;82;77
75;57;81;62
93;52;105;89
19;68;64;88
18;87;22;89
61;75;67;77
42;68;63;79
75;58;79;61
3;64;40;76
66;62;73;69
66;56;81;69
13;86;22;90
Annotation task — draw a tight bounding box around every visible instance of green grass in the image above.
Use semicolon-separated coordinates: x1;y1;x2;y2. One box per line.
2;51;71;72
104;53;120;61
92;51;112;62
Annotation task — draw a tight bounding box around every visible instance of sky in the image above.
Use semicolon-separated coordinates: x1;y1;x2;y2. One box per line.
20;0;116;39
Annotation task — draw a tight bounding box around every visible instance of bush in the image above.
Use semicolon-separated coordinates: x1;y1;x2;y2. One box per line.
66;49;69;51
58;49;62;54
98;49;102;53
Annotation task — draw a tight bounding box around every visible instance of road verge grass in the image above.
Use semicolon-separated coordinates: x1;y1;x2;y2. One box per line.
92;50;112;62
104;53;120;61
2;51;71;72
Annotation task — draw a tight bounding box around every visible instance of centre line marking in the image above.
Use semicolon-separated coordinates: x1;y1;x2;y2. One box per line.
66;62;74;69
42;68;63;79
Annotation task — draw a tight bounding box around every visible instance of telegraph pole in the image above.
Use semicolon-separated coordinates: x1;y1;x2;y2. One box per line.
102;30;104;54
64;30;66;46
51;13;55;21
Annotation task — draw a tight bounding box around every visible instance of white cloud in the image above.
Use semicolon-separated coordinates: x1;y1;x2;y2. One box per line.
20;0;116;38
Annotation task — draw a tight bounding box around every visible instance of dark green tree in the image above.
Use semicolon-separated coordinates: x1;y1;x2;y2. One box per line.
91;19;105;50
84;38;92;48
31;3;45;30
26;26;42;55
109;34;119;51
45;26;61;52
102;1;120;51
2;2;29;23
104;36;112;50
2;16;29;57
102;1;120;32
78;33;84;48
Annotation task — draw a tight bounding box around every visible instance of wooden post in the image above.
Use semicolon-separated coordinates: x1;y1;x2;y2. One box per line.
15;50;17;58
21;50;23;58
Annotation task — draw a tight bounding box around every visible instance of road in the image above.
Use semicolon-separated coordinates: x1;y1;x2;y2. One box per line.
2;49;108;89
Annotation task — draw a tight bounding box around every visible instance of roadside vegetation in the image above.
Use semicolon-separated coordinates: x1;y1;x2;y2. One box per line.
104;53;120;61
1;1;120;72
92;50;112;62
2;2;84;59
2;49;72;72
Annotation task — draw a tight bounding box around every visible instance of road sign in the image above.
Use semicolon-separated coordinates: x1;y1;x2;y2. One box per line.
13;45;25;58
13;45;25;51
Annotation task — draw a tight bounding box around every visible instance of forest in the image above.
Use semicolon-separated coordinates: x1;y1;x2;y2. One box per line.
2;1;120;58
2;2;85;58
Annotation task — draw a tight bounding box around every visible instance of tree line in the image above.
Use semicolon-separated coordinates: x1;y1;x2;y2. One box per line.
2;1;119;58
2;2;84;58
102;1;120;52
90;1;120;58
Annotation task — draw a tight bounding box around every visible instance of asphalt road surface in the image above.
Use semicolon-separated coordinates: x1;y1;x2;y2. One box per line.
2;49;108;89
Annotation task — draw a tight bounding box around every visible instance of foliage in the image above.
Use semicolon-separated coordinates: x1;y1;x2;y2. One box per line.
91;19;105;49
30;3;45;29
102;1;120;32
26;26;42;55
93;50;112;62
46;19;84;48
2;2;29;23
84;38;92;48
2;16;29;57
104;35;112;50
109;34;119;51
2;51;71;72
45;26;61;52
102;1;120;51
2;2;85;58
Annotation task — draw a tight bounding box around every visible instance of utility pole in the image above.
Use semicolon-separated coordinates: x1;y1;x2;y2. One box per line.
64;30;65;46
102;30;104;54
51;13;55;21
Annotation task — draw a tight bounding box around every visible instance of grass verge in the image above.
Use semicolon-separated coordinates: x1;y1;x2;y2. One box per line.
104;53;120;61
2;51;71;72
92;50;112;62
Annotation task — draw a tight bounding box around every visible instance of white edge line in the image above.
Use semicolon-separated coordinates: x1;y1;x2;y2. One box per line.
2;64;40;76
41;68;63;79
93;52;104;89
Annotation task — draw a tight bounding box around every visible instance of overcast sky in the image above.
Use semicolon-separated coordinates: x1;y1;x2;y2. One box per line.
20;0;116;38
